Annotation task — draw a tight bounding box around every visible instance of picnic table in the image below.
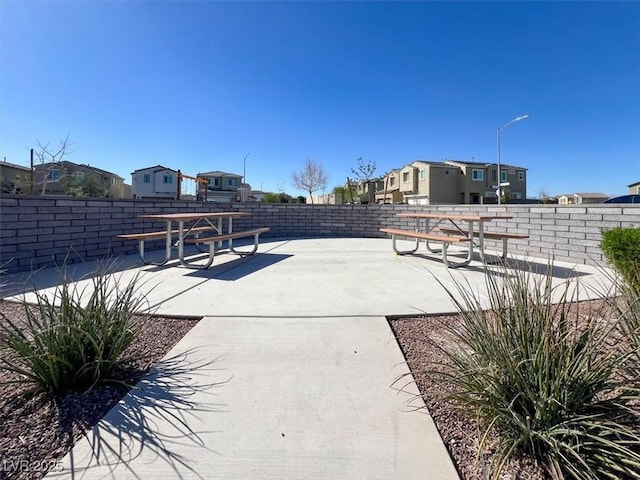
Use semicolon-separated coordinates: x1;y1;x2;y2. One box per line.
380;212;527;268
118;212;269;269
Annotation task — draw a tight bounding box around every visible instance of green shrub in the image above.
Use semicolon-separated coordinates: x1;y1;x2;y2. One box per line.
601;227;640;295
0;263;150;395
432;262;640;479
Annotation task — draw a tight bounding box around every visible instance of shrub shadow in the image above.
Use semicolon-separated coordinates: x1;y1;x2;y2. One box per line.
49;348;230;480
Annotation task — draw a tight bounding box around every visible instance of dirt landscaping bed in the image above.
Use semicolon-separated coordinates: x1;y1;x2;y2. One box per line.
0;300;200;480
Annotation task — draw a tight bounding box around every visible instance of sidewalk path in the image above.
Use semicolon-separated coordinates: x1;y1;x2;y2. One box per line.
12;237;608;479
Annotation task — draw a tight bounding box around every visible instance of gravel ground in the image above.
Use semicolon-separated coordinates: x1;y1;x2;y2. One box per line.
0;300;200;480
390;313;548;480
1;295;625;480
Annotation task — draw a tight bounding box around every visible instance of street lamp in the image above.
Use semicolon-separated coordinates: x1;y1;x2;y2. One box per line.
242;152;250;202
496;114;530;204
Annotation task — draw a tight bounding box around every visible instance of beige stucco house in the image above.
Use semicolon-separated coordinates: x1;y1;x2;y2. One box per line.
33;161;125;197
628;181;640;194
375;159;528;204
443;159;527;204
374;169;404;204
396;161;459;205
0;160;32;194
557;193;609;205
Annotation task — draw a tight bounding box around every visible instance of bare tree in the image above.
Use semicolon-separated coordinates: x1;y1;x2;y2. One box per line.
33;134;76;195
351;157;377;203
351;157;377;182
291;158;329;204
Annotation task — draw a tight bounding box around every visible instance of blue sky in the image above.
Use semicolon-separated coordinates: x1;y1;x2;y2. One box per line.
1;1;639;198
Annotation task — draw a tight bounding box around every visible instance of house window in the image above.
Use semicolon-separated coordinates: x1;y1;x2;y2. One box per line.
143;174;151;183
213;178;220;187
512;192;522;200
47;169;60;181
402;172;410;183
419;169;425;180
229;178;238;187
518;171;525;181
491;170;497;182
444;170;450;175
163;175;173;184
501;171;507;182
472;169;483;181
75;171;85;181
15;173;21;181
390;177;395;187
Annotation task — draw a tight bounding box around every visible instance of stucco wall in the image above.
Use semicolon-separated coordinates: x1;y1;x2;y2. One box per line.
1;194;639;274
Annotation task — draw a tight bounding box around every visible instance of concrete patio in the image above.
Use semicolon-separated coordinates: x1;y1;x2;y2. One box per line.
1;237;613;480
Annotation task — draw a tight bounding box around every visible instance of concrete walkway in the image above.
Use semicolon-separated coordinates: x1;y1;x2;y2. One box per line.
2;237;612;479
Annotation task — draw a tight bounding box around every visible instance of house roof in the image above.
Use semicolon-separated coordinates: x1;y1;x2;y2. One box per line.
628;180;640;188
35;160;124;179
0;161;31;172
444;159;492;167
560;192;609;198
131;165;177;174
411;160;450;167
198;170;242;178
444;159;528;170
574;192;609;198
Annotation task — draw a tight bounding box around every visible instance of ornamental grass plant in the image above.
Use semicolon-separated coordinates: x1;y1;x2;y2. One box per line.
0;262;151;396
431;261;640;480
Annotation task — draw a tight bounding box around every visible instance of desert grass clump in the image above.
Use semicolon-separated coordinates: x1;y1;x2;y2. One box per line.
432;261;640;480
0;263;151;396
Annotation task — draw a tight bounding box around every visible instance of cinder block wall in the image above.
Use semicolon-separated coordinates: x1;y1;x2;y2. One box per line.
1;195;639;274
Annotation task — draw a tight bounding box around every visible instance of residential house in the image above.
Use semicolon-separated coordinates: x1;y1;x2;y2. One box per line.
557;193;609;205
197;171;242;203
374;159;528;205
131;165;179;200
628;181;640;195
397;161;459;205
34;161;125;197
374;169;404;204
443;159;527;204
248;190;266;202
345;177;383;203
0;160;32;194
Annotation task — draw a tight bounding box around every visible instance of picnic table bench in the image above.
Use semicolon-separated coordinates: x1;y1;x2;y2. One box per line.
183;227;270;268
380;212;521;268
118;212;269;269
379;227;472;268
434;227;529;261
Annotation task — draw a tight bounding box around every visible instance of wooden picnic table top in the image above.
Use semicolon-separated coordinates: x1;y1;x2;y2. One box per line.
139;212;251;222
396;212;512;222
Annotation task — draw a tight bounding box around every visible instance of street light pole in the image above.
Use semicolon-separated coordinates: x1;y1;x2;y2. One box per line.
242;152;250;202
496;114;530;204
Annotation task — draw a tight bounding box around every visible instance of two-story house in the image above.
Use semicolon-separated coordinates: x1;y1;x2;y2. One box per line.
628;181;640;195
443;160;527;204
375;159;528;204
0;160;32;194
34;161;125;197
374;169;404;204
397;161;459;205
197;171;242;203
131;165;179;200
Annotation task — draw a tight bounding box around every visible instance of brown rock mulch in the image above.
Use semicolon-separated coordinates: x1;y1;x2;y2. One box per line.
0;300;200;480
